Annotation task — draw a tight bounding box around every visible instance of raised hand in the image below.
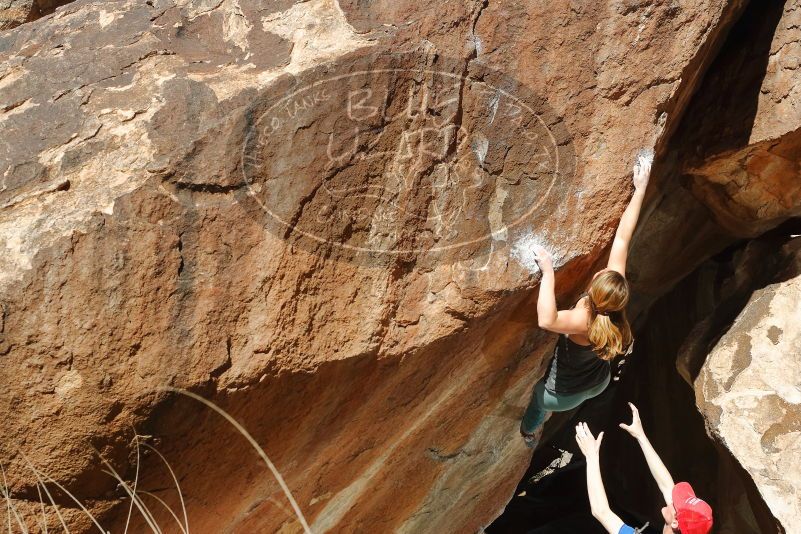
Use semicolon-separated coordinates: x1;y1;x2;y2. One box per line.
532;244;553;272
575;422;604;459
633;148;653;192
618;402;645;440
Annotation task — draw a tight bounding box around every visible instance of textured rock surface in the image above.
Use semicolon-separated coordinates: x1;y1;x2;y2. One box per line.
695;240;801;533
682;0;801;237
0;0;73;29
629;0;801;305
0;0;753;532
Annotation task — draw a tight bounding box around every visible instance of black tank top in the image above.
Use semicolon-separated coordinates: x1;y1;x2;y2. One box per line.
544;334;610;395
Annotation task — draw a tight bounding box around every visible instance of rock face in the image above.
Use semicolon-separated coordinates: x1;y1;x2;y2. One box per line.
0;0;770;532
695;241;801;533
682;0;801;238
628;0;801;303
0;0;73;30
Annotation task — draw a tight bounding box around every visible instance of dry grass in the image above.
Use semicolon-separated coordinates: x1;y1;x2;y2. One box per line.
2;387;312;533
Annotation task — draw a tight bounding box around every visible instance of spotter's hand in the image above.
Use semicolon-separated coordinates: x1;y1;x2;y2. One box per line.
575;422;604;459
618;402;645;440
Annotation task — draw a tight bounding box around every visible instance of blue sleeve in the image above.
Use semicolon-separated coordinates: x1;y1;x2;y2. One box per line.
618;526;636;534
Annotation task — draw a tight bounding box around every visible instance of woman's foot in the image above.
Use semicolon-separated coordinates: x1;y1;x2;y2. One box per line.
520;427;539;449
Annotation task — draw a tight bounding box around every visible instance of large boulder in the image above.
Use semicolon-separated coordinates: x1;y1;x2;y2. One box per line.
0;0;748;532
695;240;801;533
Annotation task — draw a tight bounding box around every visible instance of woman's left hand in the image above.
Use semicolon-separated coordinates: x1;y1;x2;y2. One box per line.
533;244;553;271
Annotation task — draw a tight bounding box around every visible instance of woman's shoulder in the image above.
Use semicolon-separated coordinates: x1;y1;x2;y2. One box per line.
572;294;591;312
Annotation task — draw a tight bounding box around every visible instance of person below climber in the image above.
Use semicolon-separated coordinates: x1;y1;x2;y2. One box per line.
519;150;652;447
574;403;714;534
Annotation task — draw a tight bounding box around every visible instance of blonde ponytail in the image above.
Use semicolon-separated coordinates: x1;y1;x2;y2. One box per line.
587;270;633;361
588;311;633;361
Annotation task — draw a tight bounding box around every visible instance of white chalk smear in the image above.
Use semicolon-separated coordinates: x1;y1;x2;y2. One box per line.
472;34;484;56
512;232;547;274
488;91;500;124
472;134;489;167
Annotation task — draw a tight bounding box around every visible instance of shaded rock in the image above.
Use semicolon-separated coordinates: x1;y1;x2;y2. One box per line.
629;0;801;306
686;127;801;238
695;240;801;532
682;0;801;237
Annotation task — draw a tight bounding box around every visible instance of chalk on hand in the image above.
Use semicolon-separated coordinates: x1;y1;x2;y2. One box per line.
634;147;654;173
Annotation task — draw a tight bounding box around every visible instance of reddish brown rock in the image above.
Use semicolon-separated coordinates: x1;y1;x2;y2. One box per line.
628;1;801;306
0;0;750;532
682;1;801;238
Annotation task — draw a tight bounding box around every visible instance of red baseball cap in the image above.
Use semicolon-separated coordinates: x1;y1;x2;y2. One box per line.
672;482;713;534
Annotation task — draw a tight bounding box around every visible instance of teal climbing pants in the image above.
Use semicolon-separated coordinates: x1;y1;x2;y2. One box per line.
520;373;611;434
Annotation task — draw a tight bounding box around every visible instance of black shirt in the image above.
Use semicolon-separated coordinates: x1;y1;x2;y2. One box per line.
544;334;610;395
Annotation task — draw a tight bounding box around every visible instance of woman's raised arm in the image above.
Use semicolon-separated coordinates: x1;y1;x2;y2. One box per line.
607;151;652;276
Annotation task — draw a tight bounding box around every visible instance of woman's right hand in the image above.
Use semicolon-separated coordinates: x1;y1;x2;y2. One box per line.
533;244;553;272
633;152;652;192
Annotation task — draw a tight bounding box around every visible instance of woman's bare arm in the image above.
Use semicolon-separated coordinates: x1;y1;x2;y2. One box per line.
607;152;652;276
533;245;588;334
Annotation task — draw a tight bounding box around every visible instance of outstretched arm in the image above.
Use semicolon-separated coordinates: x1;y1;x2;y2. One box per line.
607;153;652;276
575;423;625;534
532;245;587;335
619;402;675;504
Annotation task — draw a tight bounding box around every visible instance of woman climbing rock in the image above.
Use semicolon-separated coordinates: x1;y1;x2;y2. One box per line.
520;150;652;447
